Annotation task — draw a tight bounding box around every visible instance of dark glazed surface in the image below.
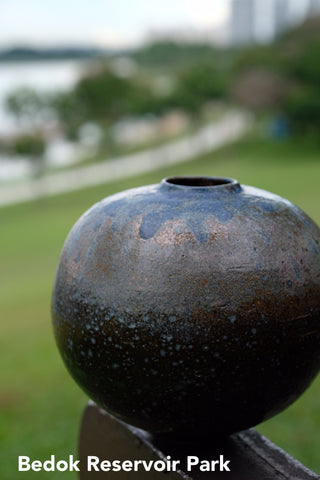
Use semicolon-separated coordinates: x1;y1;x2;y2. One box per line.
52;176;320;436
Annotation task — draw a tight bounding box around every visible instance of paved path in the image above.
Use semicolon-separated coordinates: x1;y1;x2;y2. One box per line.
0;110;252;207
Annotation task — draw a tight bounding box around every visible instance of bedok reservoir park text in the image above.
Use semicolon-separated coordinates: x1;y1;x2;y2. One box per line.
18;454;231;473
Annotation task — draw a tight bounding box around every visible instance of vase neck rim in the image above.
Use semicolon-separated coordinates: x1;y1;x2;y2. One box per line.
161;176;241;192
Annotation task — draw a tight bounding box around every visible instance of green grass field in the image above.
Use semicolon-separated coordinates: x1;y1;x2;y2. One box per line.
1;136;320;479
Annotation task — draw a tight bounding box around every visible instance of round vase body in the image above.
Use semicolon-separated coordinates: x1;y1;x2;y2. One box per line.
52;177;320;436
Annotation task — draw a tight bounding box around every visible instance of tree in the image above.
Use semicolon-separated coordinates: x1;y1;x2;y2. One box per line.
169;63;228;113
5;88;49;127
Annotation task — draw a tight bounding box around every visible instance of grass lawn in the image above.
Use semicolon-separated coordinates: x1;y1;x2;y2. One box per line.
1;136;320;479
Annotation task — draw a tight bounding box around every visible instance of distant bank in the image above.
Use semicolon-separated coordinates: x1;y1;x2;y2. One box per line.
0;46;114;62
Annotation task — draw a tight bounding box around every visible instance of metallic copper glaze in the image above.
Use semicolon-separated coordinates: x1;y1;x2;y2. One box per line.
52;177;320;436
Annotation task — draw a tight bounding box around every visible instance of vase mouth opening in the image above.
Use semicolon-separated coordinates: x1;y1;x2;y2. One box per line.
162;176;239;189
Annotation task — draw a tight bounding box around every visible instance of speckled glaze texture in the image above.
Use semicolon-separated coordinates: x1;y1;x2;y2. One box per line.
52;176;320;437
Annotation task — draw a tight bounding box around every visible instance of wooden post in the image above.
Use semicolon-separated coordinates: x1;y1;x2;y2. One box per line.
79;402;319;479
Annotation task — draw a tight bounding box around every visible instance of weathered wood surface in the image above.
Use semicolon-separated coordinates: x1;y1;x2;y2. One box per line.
79;402;319;479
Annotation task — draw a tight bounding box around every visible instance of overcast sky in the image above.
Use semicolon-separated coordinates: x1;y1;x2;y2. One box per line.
0;0;311;48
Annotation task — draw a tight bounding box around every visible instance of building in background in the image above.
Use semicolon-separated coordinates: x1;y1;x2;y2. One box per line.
308;0;320;14
231;0;255;46
230;0;320;46
231;0;280;46
274;0;290;35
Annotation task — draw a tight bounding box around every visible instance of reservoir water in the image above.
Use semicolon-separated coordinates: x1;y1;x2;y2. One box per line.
0;59;93;181
0;59;91;134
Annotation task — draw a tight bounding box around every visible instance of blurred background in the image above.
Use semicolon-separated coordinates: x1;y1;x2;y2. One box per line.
1;1;320;478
